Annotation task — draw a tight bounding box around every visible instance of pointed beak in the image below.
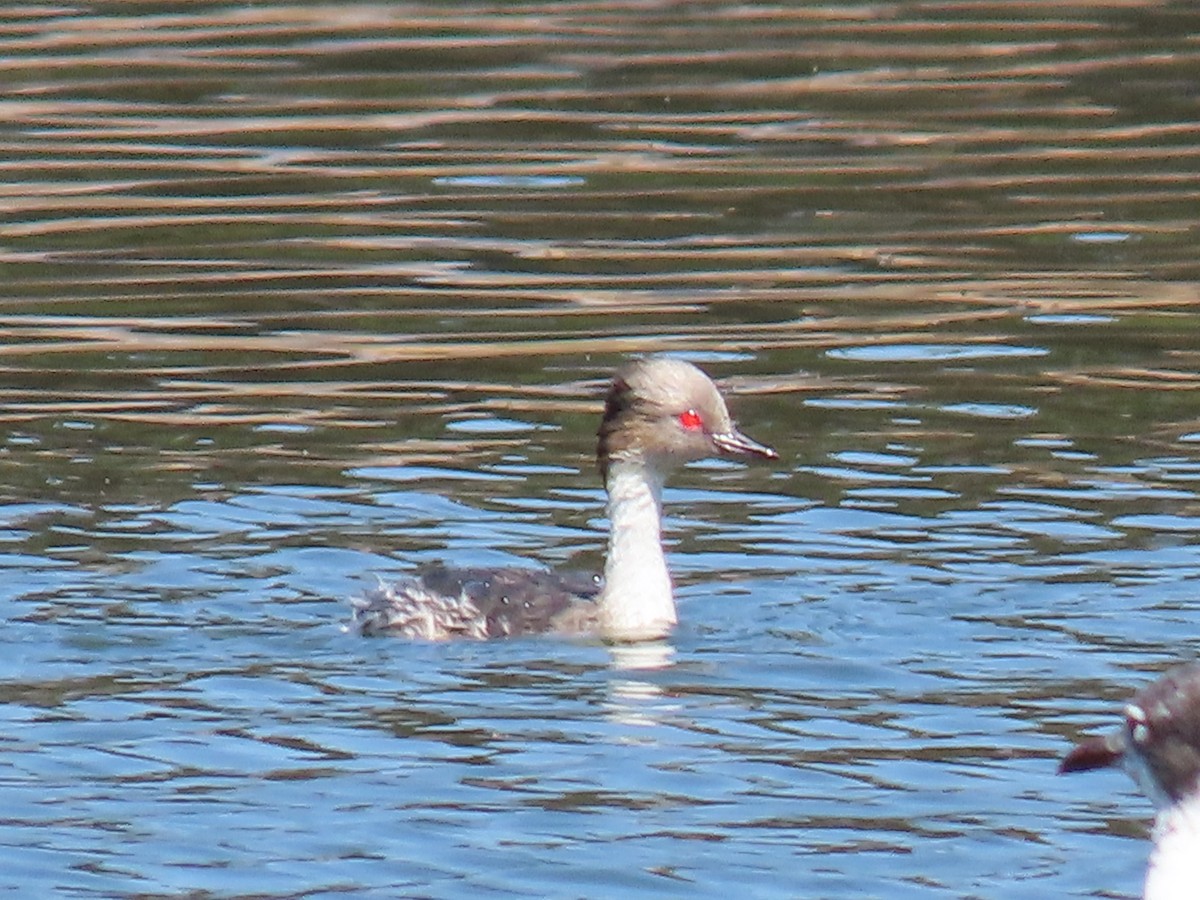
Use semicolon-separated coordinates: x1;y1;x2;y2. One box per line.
711;428;778;461
1059;731;1126;774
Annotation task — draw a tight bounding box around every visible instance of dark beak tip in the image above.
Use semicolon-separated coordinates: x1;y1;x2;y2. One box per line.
1058;736;1122;775
713;431;778;460
748;439;779;460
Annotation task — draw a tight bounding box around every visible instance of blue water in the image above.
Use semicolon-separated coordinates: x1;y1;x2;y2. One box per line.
5;1;1200;897
1;453;1195;896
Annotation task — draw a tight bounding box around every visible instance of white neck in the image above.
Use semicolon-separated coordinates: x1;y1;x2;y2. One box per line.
1145;791;1200;900
598;458;676;641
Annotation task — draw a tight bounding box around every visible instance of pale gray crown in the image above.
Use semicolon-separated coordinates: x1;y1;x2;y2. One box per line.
596;357;775;479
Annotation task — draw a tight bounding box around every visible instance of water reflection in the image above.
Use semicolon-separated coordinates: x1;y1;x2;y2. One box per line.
609;641;676;674
1;0;1200;897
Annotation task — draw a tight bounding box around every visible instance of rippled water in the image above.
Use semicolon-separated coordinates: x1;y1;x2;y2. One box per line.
3;2;1200;897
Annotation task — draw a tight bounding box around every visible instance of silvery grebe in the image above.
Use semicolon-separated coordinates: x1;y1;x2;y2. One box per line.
350;357;778;642
1060;663;1200;900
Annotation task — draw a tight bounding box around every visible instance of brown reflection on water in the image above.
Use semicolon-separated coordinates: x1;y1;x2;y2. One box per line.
0;9;1199;900
0;1;1195;501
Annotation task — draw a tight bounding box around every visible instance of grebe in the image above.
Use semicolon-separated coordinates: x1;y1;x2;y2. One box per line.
1060;662;1200;900
350;357;778;642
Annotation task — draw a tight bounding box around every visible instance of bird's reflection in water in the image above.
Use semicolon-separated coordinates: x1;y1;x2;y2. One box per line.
603;641;677;728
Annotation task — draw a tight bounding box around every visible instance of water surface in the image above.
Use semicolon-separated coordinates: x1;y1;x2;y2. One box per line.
3;2;1200;897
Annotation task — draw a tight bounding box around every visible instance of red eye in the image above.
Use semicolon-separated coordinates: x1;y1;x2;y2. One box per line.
678;409;704;431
